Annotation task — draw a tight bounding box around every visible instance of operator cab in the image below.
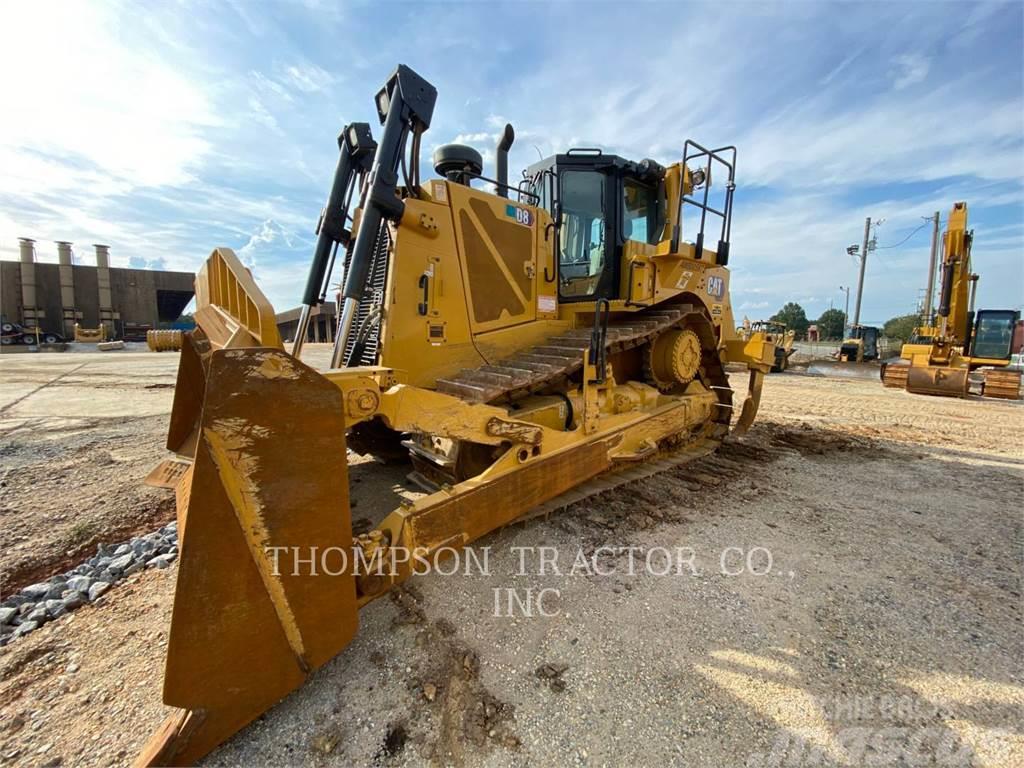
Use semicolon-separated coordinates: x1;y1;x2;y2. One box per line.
524;150;666;302
970;309;1019;360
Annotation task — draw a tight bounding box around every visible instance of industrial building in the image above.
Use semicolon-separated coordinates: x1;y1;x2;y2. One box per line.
276;302;338;344
1;239;195;340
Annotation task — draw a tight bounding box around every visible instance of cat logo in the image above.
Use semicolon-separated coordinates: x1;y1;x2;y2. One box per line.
706;276;725;298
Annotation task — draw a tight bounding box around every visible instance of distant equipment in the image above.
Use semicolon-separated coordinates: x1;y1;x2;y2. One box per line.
881;202;1021;399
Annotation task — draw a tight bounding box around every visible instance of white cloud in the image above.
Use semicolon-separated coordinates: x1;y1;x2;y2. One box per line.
0;2;214;190
891;53;931;90
282;63;333;93
237;219;298;270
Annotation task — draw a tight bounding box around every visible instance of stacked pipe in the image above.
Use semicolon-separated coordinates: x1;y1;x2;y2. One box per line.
146;329;183;352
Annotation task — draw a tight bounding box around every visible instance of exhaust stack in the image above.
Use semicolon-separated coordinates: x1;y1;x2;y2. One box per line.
94;244;118;334
17;238;43;330
56;241;79;337
495;123;514;198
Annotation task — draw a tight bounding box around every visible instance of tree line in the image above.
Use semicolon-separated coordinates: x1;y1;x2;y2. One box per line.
767;303;920;342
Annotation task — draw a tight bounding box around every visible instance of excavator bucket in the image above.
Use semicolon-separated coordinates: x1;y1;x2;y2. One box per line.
136;345;359;766
905;364;969;397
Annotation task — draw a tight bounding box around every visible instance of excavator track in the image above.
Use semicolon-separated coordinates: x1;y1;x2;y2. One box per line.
880;362;909;388
981;369;1022;400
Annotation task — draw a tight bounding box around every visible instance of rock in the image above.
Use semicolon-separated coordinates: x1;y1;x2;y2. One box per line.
312;732;340;755
13;621;38;637
0;607;16;625
124;562;143;576
61;592;86;610
19;602;36;616
147;553;177;569
27;606;49;624
108;553;134;573
22;583;51;600
95;570;114;584
88;582;110;601
44;584;67;600
44;599;67;618
423;682;437;702
4;594;28;607
66;662;80;674
67;575;93;594
114;544;131;556
131;540;151;556
96;557;112;570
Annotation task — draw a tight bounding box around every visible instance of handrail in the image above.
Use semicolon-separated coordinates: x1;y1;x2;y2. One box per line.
671;140;737;266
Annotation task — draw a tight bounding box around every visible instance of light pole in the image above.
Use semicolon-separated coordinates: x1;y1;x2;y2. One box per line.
839;285;851;335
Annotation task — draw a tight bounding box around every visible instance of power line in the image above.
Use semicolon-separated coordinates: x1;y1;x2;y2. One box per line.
875;219;939;249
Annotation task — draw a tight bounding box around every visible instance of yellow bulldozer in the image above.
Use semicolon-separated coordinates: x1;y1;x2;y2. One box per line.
135;64;776;765
737;319;795;371
881;202;1021;399
837;324;880;363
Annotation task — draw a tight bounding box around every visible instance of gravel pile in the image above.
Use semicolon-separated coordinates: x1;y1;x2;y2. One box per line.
0;521;177;646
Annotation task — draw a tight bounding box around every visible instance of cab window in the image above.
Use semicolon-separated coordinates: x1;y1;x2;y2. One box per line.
623;179;657;245
558;170;606;298
972;311;1015;359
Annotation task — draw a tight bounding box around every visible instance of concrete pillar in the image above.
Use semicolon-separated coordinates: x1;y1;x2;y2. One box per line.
17;238;43;328
56;241;78;337
94;244;117;334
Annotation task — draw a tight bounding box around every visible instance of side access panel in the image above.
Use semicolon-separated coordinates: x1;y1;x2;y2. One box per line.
446;181;538;334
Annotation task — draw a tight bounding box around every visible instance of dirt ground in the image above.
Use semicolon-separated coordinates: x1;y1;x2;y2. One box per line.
1;348;1022;767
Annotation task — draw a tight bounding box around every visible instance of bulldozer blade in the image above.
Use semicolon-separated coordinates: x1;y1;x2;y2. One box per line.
806;360;879;380
136;347;358;767
166;330;211;457
905;364;969;397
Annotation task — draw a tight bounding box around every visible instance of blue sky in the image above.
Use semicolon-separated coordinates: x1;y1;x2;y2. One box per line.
2;0;1022;325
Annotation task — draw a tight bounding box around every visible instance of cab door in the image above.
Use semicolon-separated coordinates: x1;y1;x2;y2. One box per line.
556;168;617;302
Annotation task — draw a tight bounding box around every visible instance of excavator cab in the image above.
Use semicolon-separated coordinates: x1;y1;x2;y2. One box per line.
970;309;1018;360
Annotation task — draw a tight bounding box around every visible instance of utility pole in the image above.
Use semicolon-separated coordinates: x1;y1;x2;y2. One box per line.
853;217;871;326
922;211;940;326
839;285;851;332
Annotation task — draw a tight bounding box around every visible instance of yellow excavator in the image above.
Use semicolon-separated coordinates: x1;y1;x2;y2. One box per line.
134;64;776;765
881;202;1021;399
